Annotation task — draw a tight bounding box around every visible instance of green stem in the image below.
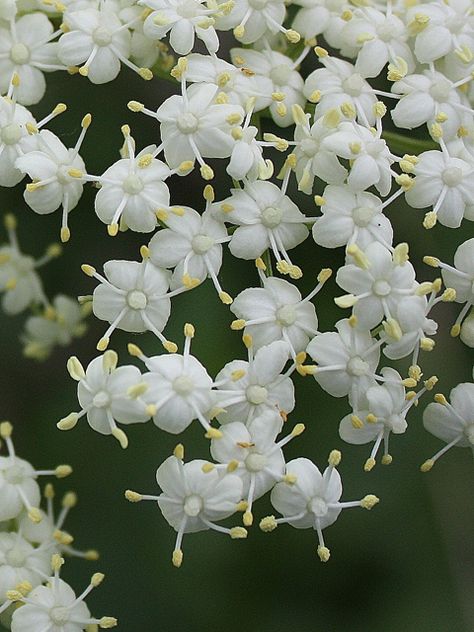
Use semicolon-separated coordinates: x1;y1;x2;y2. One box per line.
382;130;437;155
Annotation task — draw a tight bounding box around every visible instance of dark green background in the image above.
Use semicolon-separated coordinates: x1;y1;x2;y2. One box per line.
1;64;473;632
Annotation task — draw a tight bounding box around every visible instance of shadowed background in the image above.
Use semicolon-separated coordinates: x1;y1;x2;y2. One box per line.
0;65;473;632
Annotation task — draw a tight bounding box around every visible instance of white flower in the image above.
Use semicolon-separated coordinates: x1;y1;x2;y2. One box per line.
323;120;394;196
339;367;431;469
291;107;347;194
126;450;246;567
141;0;224;55
306;318;380;407
10;555;117;631
391;70;470;140
0;0;17;20
131;82;244;177
426;238;474;336
405;147;474;229
0;215;57;315
82;255;181;351
291;0;341;43
209;409;303;525
216;0;298;45
0;533;51;602
334;241;417;330
134;324;217;435
15;120;91;242
213;180;313;276
231;272;327;356
148;200;231;301
312;185;393;250
59;6;151;83
0;422;72;523
406;0;474;65
261;453;379;561
231;47;305;127
421;383;474;471
185;53;270;109
214;339;294;424
340;6;414;79
58;351;149;449
0;13;63;105
21;294;89;361
94;128;171;234
304;54;378;128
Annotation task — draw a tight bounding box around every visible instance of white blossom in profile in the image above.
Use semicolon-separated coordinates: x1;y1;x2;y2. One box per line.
58;351;149;449
125;447;246;567
421;383;474;471
260;452;379;561
0;422;72;523
9;554;117;630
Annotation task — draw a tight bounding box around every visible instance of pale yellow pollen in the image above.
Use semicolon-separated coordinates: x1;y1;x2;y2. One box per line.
360;494;379;509
420;459;434;472
174;443;184;460
259;515;277;532
230;527;247;539
364;457;376;472
163;340;178;353
328;449;341;466
111;427;128;449
317;545;330;562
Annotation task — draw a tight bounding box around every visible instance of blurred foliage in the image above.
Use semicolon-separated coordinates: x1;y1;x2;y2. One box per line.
0;66;473;632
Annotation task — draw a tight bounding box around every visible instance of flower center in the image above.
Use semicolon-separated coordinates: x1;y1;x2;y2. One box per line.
183;494;203;517
347;356;369;377
276;305;297;327
92;390;111;408
6;548;26;567
127;290;148;310
352;205;374;227
245;452;267;472
56;165;74;185
342;73;364;96
309;496;328;517
92;26;112;46
372;279;391;297
123;174;144;195
50;606;70;625
177;113;199;134
442;166;463;187
4;464;25;484
192;234;214;254
261;206;283;229
429;79;451;101
173;375;194;395
10;42;30;64
246;385;268;405
270;64;291;86
387;414;407;434
1;123;22;145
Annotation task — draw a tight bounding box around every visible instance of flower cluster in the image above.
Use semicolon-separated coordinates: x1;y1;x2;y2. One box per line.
0;422;117;630
1;0;473;596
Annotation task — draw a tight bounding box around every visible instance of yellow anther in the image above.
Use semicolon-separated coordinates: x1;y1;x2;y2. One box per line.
364;457;376;472
112;427;128;449
184;323;195;338
173;443;184;460
96;337;109;352
442;288;456;301
127;100;145;112
450;323;461;337
163;340;178;353
62;491;77;508
434;393;448;405
81;264;96;277
98;616;118;628
334;294;358;309
423;211;437;229
107;223;119;237
373;101;387;118
314;46;328;57
366;413;377;424
383;318;403;341
435;112;448;123
276;102;287;118
420;337;435;351
55;464;72;478
328;449;341;466
0;421;13;438
60;226;71;243
230;526;248;539
201;462;215;473
349;141;361;154
233;25;245;38
408;365;422;382
156;208;169;222
57;413;79;431
219;291;233;305
351;415;364;429
255;257;266;271
285;28;300;43
231;319;246;330
243;510;253;526
236;500;248;512
423;255;439;267
231;369;246;381
67;356;85;381
85;550;100;561
200;164;214;180
308;90;321;103
226;460;239;473
53;529;74;545
317;545;331;562
259;515;278;532
387;57;408;81
28;507;42;523
242;333;253;348
44;483;55;499
346;244;370;269
420;459;434;472
430;122;443;140
177;160;194;174
395;173;414;190
360;494;379;509
393;242;409;265
205;427;223;440
4;214;16;230
382;454;393;465
203;184;215;202
341;102;356;119
424;376;438;390
341;9;353;20
127;382;149;398
283;473;297;484
139;67;153;80
127;343;143;357
145;404;157;417
138;154;153;168
291;423;305;437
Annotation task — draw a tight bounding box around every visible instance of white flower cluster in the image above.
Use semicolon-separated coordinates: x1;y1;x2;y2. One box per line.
0;422;117;631
0;214;89;360
1;0;473;576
